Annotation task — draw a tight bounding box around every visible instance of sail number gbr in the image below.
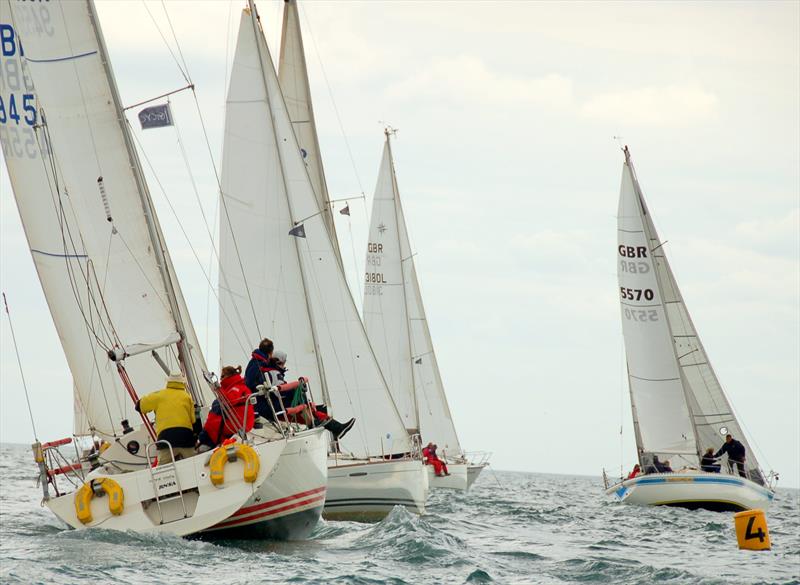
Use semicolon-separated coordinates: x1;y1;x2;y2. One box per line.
620;287;654;302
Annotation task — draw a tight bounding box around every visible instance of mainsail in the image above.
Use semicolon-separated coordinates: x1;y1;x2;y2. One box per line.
363;134;462;455
3;0;209;437
219;5;410;459
618;148;759;473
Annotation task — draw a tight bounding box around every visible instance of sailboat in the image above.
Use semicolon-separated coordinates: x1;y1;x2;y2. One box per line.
363;131;488;490
219;1;428;521
0;0;291;535
604;147;776;511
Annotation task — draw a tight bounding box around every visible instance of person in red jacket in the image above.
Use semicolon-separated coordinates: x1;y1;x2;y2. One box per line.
422;442;450;477
626;464;641;480
198;365;255;451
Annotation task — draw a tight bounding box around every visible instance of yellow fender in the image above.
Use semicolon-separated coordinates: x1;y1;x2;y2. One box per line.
208;443;260;487
74;478;125;525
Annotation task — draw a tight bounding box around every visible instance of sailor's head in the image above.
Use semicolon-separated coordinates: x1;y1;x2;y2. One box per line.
725;434;733;443
166;372;186;389
221;365;242;380
259;338;274;356
633;464;640;470
705;447;714;455
273;350;287;367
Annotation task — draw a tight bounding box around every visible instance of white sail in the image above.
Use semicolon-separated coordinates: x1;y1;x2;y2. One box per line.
363;136;462;455
219;8;410;459
5;0;208;436
617;156;697;463
277;0;339;255
620;150;760;473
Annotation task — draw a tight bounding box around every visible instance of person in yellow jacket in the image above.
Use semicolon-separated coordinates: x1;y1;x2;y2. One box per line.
136;373;197;464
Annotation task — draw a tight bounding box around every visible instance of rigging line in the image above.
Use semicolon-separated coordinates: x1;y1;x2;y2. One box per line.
36;126;117;352
140;0;190;84
188;87;262;339
160;0;193;84
298;3;365;195
347;219;364;309
126;120;250;357
2;293;39;441
204;193;220;360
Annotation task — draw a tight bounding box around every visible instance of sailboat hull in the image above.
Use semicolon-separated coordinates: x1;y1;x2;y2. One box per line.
427;463;467;490
466;464;487;490
323;458;429;521
202;427;327;539
605;471;774;512
45;439;287;536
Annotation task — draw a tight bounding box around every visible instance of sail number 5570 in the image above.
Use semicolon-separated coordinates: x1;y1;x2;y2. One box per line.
619;287;654;301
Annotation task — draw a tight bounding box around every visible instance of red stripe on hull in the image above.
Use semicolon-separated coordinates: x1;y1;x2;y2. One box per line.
231;486;326;518
213;494;326;529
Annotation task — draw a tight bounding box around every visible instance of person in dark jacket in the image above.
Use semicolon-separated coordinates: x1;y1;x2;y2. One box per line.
700;448;721;473
714;434;746;477
245;338;278;420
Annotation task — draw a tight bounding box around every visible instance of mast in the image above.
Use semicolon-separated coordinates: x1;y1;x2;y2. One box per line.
386;129;420;433
246;0;330;403
86;0;202;402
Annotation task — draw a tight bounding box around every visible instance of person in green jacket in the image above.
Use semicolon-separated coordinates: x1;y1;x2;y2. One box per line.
136;373;197;464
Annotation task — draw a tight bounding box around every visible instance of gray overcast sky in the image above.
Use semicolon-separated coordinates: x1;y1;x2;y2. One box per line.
1;1;798;487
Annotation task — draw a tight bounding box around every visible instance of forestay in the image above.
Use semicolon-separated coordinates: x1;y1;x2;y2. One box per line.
363;136;462;455
219;7;410;459
5;0;209;436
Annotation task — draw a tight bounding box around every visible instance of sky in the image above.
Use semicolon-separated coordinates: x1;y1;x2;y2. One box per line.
1;1;798;487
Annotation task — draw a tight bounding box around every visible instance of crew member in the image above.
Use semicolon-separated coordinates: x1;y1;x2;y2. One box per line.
136;373;196;464
627;464;641;479
714;434;747;477
422;442;450;477
198;365;255;451
700;448;721;473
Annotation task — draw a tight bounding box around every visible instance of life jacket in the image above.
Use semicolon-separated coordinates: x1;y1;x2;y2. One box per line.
202;374;254;445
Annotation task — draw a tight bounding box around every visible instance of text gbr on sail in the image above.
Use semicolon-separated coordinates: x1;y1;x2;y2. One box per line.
618;244;650;274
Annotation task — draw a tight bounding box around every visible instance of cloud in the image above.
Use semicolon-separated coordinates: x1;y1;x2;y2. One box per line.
386;56;574;109
580;85;720;126
734;208;800;257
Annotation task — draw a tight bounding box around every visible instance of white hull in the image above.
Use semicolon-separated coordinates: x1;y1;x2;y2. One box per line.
427;463;467;490
466;464;487;490
427;462;487;490
202;427;328;539
46;438;286;536
323;458;429;521
605;471;775;512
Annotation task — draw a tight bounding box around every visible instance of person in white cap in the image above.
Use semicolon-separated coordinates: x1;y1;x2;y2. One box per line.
136;373;197;464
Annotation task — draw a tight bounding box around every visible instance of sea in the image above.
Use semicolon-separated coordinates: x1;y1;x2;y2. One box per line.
0;443;797;585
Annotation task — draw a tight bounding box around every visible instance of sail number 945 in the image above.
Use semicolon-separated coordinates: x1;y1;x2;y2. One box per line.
620;287;654;301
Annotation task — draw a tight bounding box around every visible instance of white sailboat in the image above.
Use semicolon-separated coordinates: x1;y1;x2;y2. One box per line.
362;131;488;490
1;0;288;535
604;147;776;511
219;1;428;522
